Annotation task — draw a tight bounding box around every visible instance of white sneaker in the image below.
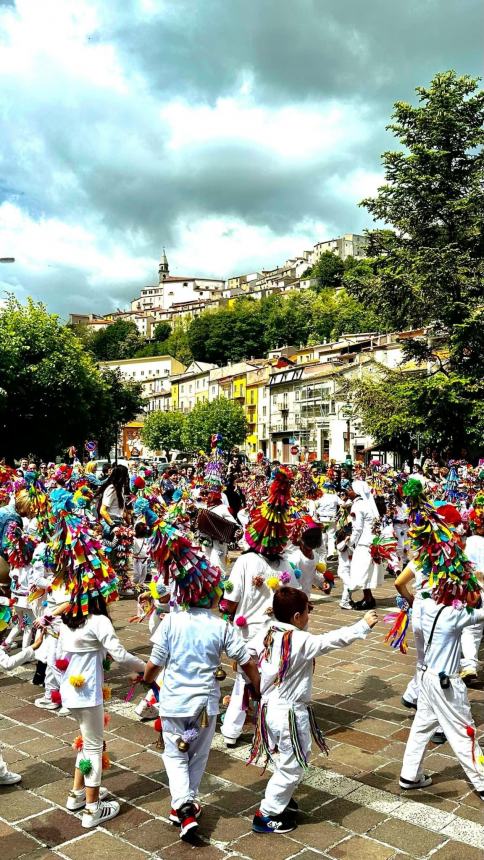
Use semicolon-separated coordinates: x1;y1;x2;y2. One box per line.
0;771;22;786
34;696;60;710
82;799;120;828
399;774;432;790
66;787;109;811
135;700;158;720
339;600;352;610
58;707;71;716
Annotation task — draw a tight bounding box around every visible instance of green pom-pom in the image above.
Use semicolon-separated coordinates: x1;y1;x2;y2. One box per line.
223;580;234;593
403;479;425;500
102;658;112;671
78;758;93;776
421;591;431;599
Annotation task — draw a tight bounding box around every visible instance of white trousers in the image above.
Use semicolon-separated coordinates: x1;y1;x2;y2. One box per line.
162;715;217;809
221;670;248;741
395;525;409;565
132;558;149;584
69;704;105;787
4;606;34;650
401;671;484;792
260;704;310;817
0;747;8;777
403;599;425;705
460;623;484;672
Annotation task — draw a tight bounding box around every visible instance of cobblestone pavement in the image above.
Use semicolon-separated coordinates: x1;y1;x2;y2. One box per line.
1;573;483;860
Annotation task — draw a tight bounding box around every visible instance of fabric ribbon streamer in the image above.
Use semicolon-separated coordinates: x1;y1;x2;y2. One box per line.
384;597;410;654
247;702;272;771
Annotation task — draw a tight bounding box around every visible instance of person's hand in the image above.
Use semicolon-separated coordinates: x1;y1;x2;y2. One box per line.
32;630;44;650
363;610;378;629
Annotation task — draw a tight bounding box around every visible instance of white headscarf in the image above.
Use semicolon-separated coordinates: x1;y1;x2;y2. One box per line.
352;479;380;520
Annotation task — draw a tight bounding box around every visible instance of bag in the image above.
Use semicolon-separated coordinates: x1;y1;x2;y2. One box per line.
197;509;239;545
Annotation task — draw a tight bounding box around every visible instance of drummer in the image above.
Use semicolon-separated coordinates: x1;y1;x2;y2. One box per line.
197;490;239;574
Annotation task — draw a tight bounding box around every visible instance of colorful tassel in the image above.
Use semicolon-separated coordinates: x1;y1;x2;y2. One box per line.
247;702;272;771
384;606;410;654
308;705;329;756
288;708;308;769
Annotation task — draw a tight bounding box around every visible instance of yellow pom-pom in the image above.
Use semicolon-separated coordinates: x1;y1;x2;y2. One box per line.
102;751;111;771
316;562;327;574
69;674;86;688
266;576;280;591
102;685;112;702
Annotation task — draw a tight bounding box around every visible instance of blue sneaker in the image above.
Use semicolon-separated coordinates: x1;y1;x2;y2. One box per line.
252;811;297;834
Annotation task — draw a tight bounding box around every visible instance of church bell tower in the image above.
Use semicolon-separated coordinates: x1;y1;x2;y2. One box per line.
158;247;169;283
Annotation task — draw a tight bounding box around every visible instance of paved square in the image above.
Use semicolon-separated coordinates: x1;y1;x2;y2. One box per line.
1;574;483;859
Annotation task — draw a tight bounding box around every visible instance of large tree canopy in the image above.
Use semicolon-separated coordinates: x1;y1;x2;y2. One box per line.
181;397;247;454
0;298;142;462
141;410;185;453
345;71;484;457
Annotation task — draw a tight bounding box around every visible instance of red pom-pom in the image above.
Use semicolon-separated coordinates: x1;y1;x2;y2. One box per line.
72;735;83;751
104;713;111;728
133;476;145;489
55;658;70;671
235;615;247;627
51;690;62;704
466;725;475;739
101;751;111;771
154;717;163;733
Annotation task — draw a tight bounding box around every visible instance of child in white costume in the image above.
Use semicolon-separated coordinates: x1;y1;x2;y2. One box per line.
399;594;484;796
0;631;44;785
282;517;327;598
251;587;378;833
145;604;260;839
219;550;284;746
59;593;145;828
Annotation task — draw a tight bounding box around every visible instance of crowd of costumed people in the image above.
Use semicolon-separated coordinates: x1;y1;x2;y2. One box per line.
0;440;483;838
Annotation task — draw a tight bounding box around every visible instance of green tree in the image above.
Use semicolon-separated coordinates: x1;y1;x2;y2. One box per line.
141;410;185;453
188;301;265;364
0;298;142;462
311;251;345;291
96;368;143;457
181;397;247;453
88;319;141;361
153;321;172;342
344;71;484;458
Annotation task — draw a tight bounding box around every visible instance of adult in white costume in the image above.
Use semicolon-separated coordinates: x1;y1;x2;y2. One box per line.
349;480;382;610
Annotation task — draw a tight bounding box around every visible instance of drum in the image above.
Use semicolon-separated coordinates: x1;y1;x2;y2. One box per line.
197;509;239;545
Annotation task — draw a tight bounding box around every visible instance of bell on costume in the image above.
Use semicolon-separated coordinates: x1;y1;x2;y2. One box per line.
176;737;190;752
214;666;227;681
199;707;209;728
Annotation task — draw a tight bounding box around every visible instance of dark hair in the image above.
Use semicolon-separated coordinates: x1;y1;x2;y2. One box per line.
302;526;322;550
96;464;129;511
134;521;148;537
273;587;308;623
61;592;110;630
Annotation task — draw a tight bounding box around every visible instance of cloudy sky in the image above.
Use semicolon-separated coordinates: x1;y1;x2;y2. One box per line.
0;0;481;318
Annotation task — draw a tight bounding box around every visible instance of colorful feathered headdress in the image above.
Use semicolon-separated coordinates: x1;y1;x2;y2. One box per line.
245;467;292;557
404;480;480;608
49;488;118;614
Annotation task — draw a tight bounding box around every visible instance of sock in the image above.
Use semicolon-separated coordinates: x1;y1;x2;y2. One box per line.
85;801;99;811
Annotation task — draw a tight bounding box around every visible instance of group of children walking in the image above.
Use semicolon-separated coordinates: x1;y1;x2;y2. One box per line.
0;462;483;845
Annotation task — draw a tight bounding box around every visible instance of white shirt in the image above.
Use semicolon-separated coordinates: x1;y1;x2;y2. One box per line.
350;497;375;548
0;644;35;671
101;485;124;519
255;618;371;706
282;545;322;597
59;614;144;708
314;493;341;522
150;608;250;717
420;598;484;675
465;535;484;574
227;552;283;643
133;537;149;560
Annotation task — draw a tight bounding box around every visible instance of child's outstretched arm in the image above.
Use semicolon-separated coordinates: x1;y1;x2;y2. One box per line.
306;610;378;659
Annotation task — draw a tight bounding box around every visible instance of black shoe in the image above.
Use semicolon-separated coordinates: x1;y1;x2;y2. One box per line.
401;697;417;710
430;730;446;745
286;798;299;813
177;802;199;840
32;661;46;686
352;598;376;611
252;811;297;833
